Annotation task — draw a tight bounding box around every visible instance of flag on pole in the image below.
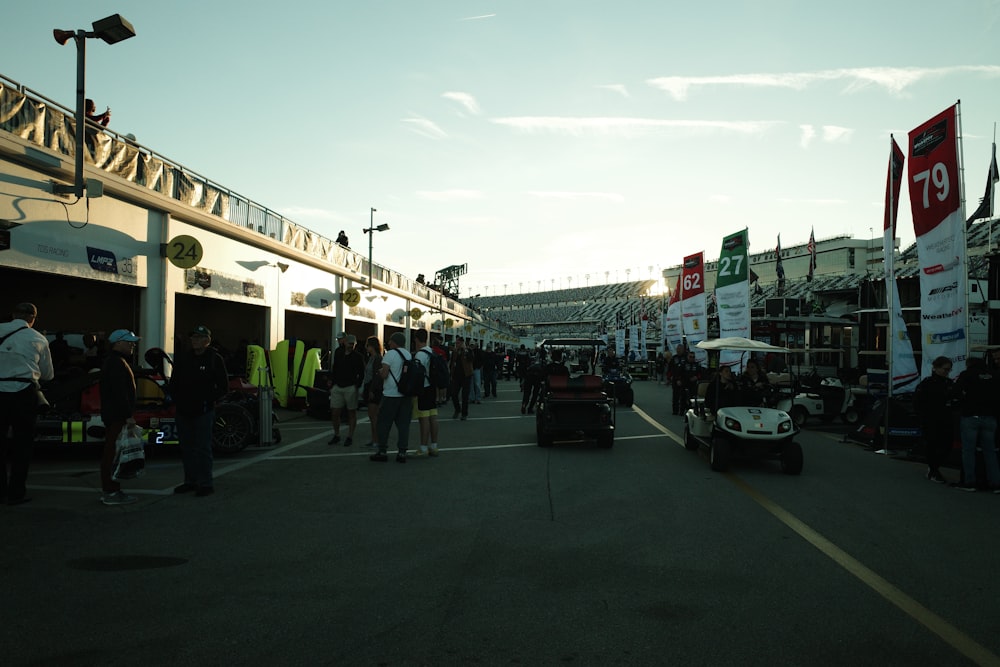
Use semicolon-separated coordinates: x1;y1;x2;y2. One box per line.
775;235;785;294
908;104;967;377
966;141;998;226
884;135;919;393
806;227;817;282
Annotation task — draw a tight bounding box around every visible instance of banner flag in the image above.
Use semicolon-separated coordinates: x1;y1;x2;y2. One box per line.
680;251;708;363
716;229;751;369
966;141;998;226
806;227;817;282
664;275;683;354
908;104;967;377
884;136;920;392
630;322;640;360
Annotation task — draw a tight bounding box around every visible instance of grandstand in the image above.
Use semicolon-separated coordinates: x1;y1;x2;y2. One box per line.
467;280;660;339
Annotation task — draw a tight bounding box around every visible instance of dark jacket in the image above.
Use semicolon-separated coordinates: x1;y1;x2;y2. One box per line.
331;348;365;388
913;373;954;426
169;349;229;416
953;366;999;418
100;350;136;422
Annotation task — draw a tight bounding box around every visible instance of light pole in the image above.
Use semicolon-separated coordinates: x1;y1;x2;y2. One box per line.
363;207;389;290
52;14;136;198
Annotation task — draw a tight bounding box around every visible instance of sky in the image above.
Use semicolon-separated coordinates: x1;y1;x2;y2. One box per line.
4;1;1000;299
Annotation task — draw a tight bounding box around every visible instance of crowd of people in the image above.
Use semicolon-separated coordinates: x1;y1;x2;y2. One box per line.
4;301;1000;505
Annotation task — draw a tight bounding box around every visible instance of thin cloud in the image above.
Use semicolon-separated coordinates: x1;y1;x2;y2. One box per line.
799;124;817;149
491;116;778;136
402;115;447;139
822;125;853;143
442;91;482;115
280;206;341;220
527;191;625;203
596;84;630;98
416;189;482;201
459;13;496;21
799;124;853;149
647;65;1000;101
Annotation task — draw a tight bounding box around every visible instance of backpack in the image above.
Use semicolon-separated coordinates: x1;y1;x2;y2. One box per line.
419;348;450;389
390;349;425;397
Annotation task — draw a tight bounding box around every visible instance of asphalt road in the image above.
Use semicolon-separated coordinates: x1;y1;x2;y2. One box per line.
5;379;1000;667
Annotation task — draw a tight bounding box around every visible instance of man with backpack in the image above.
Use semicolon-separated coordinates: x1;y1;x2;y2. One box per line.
411;329;440;457
371;332;413;463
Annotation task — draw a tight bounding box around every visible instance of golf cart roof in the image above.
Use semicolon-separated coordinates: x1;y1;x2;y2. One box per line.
696;337;790;353
538;338;607;348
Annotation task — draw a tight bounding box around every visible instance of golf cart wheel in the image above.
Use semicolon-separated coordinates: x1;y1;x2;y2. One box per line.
780;441;804;475
597;432;614;449
536;423;553;448
790;405;808;428
212;402;254;455
841;407;859;425
709;436;730;472
622;389;634;408
683;425;699;451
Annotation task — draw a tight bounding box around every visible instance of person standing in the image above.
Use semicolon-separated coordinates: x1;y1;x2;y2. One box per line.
952;357;1000;492
0;303;54;506
449;337;473;420
470;341;484;404
98;329;141;505
327;334;365;446
170;325;229;496
482;344;498;398
667;345;687;415
361;336;383;450
411;329;440;457
371;332;412;463
913;356;956;484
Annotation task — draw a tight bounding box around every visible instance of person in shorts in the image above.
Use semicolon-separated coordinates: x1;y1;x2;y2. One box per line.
328;334;365;446
411;329;439;457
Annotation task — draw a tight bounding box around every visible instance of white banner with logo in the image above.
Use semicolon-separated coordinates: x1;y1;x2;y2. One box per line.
907;104;967;377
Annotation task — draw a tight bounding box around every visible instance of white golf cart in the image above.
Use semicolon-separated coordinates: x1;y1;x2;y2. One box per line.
683;337;803;474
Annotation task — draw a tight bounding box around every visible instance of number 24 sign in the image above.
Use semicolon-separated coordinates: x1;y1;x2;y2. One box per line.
165;235;204;269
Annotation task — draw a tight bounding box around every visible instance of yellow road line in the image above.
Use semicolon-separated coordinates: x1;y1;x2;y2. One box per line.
636;402;1000;667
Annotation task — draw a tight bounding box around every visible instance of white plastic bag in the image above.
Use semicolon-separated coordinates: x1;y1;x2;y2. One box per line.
112;424;146;481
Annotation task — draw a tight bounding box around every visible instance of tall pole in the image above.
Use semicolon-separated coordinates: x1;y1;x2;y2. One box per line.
72;31;87;198
368;207;376;290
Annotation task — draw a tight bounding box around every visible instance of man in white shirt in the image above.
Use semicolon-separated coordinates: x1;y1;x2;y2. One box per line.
371;332;413;463
0;303;55;505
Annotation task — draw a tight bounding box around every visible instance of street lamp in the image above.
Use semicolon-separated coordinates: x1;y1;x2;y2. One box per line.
52;14;136;198
363;207;389;290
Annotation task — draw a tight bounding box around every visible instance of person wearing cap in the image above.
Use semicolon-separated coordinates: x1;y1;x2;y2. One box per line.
327;333;365;446
0;303;54;506
169;325;229;496
371;331;412;463
99;329;141;505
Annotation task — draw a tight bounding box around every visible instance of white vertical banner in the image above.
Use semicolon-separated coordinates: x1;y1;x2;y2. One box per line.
681;251;707;364
615;329;626;357
884;136;920;392
664;275;683;353
640;317;648;360
716;229;751;370
908;104;968;377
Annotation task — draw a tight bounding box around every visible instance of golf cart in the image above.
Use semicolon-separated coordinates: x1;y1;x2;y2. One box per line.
683;338;802;474
773;368;861;428
535;339;616;449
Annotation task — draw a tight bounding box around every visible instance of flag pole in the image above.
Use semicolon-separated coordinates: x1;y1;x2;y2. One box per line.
880;135;896;454
957;100;970;369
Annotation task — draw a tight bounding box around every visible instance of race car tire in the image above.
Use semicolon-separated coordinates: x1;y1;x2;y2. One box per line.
212;402;254;455
597;432;614;449
536;422;553;448
780;441;804;475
